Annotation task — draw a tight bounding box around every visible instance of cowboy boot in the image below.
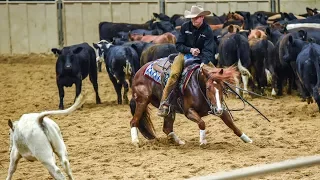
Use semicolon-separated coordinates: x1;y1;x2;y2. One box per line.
158;53;185;117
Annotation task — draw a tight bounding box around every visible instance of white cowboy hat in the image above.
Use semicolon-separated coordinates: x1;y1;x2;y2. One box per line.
184;5;211;18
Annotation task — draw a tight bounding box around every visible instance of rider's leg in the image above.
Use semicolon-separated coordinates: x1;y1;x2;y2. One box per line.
157;53;184;117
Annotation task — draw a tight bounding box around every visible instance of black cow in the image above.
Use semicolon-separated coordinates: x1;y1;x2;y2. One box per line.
99;21;153;42
51;43;101;109
170;14;187;27
218;32;252;97
299;7;319;18
123;41;154;61
249;39;269;94
235;11;268;30
277;30;319;97
296;43;320;111
282;35;313;100
93;41;139;104
140;43;178;66
287;28;320;44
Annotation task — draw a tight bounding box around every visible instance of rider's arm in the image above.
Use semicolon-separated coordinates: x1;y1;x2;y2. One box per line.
198;28;214;64
176;23;192;54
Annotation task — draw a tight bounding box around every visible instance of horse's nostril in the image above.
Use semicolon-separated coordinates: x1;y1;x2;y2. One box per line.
214;107;223;115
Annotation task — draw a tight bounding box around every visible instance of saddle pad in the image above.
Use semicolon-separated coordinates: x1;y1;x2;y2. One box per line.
144;62;200;94
144;63;168;85
179;64;200;94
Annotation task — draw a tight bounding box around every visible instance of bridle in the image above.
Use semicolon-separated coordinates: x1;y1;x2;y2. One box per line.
196;68;224;116
198;65;271;122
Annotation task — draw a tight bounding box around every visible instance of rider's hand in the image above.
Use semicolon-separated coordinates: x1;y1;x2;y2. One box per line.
190;48;200;56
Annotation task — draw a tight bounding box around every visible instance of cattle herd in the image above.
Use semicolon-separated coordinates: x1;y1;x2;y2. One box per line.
5;6;320;180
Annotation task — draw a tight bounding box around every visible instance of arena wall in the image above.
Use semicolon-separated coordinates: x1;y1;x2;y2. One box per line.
0;0;318;54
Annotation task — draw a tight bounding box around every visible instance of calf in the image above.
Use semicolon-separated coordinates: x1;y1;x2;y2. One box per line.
93;40;139;104
6;93;85;180
52;43;101;109
296;43;320;110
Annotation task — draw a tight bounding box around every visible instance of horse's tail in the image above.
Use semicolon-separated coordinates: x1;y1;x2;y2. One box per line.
129;98;156;140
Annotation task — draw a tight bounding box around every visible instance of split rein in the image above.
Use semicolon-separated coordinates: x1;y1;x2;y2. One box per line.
196;68;271;122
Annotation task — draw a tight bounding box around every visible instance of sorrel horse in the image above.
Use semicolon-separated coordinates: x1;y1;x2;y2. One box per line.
129;60;253;147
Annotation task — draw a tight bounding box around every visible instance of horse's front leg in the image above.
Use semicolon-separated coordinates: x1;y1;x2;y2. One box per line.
163;111;185;145
186;108;207;146
219;110;253;143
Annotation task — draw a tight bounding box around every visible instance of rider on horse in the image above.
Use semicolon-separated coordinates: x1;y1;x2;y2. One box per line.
157;5;216;117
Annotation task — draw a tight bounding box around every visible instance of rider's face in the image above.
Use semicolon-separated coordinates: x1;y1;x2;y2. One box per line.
191;16;204;28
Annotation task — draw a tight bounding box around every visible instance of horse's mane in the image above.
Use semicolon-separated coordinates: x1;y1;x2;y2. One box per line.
205;65;239;85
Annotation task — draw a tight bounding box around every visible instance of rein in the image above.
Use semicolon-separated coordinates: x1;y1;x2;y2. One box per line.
196;65;271;122
224;82;275;100
223;81;271;122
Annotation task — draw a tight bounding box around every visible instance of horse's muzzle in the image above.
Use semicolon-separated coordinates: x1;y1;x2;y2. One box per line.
213;107;223;116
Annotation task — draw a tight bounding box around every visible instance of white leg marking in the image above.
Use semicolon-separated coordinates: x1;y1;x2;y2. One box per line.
199;130;207;145
131;127;139;144
168;132;185;145
240;133;253;143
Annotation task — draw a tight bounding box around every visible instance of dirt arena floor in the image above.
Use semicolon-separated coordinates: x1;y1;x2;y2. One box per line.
0;54;319;180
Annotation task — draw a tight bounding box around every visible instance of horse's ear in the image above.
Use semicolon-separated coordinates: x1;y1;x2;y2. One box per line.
219;68;224;74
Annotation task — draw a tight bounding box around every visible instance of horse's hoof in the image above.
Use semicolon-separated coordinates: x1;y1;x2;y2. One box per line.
178;140;185;145
199;140;207;147
240;133;253;143
132;140;140;148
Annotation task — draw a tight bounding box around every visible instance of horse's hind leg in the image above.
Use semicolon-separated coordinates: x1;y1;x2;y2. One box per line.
220;110;253;143
163;112;185;145
129;98;149;147
186;108;207;146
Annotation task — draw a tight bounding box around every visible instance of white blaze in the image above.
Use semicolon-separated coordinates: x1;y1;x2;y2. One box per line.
214;87;223;112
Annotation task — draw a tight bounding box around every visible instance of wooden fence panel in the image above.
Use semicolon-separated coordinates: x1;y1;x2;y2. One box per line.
2;0;319;54
0;4;11;54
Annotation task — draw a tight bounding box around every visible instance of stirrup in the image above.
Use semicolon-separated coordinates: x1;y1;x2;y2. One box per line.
157;102;171;117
